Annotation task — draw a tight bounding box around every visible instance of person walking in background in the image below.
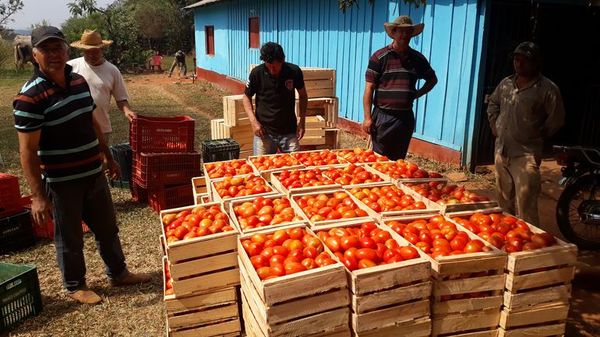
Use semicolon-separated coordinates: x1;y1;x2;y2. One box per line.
487;41;565;226
243;42;308;155
151;51;163;72
362;15;438;160
169;49;187;78
13;26;150;305
68;29;136;145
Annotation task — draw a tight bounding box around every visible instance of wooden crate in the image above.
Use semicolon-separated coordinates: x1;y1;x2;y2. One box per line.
291;149;348;167
322;164;391;188
228;194;307;235
498;321;565;337
202;159;256;192
210;118;226;140
353;317;432;337
344;183;441;221
160;203;240;296
167;317;241;337
381;215;507;336
248;153;305;181
210;117;253;150
237;224;350;336
222;94;254;127
191;176;207;204
209;174;278;204
301;68;336;98
270;167;341;197
312;220;431;335
296;97;338;128
398;179;499;214
290;189;373;228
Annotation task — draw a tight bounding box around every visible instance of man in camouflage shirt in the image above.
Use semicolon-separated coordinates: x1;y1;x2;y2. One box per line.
487;41;565;226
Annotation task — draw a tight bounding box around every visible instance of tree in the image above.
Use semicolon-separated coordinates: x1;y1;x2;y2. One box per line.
29;19;51;31
337;0;426;12
0;0;23;26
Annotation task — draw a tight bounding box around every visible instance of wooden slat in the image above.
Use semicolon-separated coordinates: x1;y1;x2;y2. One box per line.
497;323;565;337
171;268;240;296
169;251;238;281
169;318;241;337
434;274;505;296
433;295;503;315
352;259;431;295
164;287;237;314
352;281;431;314
432;309;500;336
352;299;430;333
505;266;575;292
352;317;431;337
507;245;577;274
499;302;570;329
167;302;238;330
503;284;571;309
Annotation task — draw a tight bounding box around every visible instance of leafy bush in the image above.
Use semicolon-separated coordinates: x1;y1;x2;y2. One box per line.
0;39;11;68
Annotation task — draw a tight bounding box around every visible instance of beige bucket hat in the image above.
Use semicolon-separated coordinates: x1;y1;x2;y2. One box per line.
384;16;424;39
70;29;113;49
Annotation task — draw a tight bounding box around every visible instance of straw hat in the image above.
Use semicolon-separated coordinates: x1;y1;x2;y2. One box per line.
384;16;424;39
70;29;113;49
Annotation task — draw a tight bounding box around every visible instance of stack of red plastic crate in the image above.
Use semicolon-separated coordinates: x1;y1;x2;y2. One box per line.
130;115;201;212
0;173;35;252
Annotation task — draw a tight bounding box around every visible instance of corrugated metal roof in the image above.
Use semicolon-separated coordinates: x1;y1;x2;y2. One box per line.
184;0;224;9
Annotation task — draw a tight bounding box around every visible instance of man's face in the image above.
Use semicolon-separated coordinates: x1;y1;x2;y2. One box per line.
513;54;537;77
83;47;105;66
265;60;283;76
32;39;68;75
390;26;414;46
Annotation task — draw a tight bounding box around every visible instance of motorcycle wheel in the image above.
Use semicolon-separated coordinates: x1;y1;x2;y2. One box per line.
556;174;600;250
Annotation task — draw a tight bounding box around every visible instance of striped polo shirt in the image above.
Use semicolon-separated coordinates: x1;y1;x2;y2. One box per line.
366;46;435;112
13;65;102;183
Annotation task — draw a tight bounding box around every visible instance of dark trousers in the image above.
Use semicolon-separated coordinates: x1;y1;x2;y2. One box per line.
47;173;126;292
370;107;415;160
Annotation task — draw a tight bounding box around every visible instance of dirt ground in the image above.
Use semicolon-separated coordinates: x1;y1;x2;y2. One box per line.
1;73;598;336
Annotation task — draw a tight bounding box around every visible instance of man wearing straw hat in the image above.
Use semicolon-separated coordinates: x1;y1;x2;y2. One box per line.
363;15;438;160
68;29;136;144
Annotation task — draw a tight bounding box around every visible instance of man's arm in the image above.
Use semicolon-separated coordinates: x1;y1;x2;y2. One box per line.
541;87;566;139
18;131;52;226
416;74;438;99
93;115;121;179
362;82;376;134
296;87;308;140
116;100;136;122
243;94;264;137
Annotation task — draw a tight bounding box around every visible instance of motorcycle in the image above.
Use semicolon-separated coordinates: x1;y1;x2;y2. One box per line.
553;145;600;249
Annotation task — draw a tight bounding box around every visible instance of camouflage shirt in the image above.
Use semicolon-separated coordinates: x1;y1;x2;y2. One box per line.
487;74;565;158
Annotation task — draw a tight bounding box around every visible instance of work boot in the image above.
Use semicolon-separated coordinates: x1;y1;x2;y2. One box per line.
110;270;151;287
68;288;102;305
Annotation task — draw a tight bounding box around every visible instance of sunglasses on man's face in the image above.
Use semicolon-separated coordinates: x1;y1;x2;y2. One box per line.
391;27;414;35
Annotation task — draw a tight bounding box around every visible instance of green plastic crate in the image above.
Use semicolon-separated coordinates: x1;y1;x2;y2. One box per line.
0;263;42;331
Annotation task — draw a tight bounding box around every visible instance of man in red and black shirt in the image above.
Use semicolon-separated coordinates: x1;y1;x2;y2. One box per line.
13;26;149;305
363;15;438;160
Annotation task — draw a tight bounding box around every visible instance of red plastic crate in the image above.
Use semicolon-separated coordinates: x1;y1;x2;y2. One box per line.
0;173;21;218
130;115;195;153
148;184;194;212
132;152;202;188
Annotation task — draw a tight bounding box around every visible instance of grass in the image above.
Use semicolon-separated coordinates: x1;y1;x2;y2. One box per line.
0;64;488;336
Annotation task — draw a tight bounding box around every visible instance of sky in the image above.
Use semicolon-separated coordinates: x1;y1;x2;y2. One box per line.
8;0;114;31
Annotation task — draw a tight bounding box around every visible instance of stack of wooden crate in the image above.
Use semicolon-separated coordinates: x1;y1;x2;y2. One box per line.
161;204;241;337
209;67;340;157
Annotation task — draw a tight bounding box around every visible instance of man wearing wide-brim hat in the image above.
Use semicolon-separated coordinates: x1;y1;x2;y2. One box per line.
68;29;136;144
363;15;438;160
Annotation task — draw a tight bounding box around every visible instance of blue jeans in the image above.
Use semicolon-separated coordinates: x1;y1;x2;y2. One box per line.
46;173;126;292
253;132;300;155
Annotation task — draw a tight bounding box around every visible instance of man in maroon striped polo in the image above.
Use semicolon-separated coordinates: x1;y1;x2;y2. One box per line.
363;15;438;160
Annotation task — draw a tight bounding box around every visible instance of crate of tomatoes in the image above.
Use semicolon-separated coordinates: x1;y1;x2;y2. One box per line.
290;149;347;167
382;214;507;336
290;189;372;228
313;220;432;336
160;203;240;296
321;164;391;188
229;194;307;235
448;210;576;337
367;160;444;182
270;167;341;196
210;174;277;204
248;153;305;181
238;224;350;337
333;148;389;164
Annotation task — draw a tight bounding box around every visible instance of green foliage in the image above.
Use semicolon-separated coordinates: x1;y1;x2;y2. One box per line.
0;38;12;67
337;0;426;12
28;19;51;31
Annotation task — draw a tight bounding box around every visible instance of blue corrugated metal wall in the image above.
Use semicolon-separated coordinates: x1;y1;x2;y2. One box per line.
193;0;486;159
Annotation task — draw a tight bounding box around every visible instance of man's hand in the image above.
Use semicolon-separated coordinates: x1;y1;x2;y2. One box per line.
362;118;373;134
252;121;265;138
31;195;52;227
296;123;305;140
105;159;121;180
124;109;136;122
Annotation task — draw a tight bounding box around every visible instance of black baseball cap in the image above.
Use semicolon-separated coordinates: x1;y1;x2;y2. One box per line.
31;26;66;47
511;41;541;62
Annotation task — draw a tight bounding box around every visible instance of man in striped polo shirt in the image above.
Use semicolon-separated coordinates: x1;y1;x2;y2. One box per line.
363;15;438;160
13;26;149;304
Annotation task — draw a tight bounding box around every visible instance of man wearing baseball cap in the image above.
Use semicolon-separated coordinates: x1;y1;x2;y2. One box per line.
13;26;150;305
487;41;565;226
363;15;438;160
